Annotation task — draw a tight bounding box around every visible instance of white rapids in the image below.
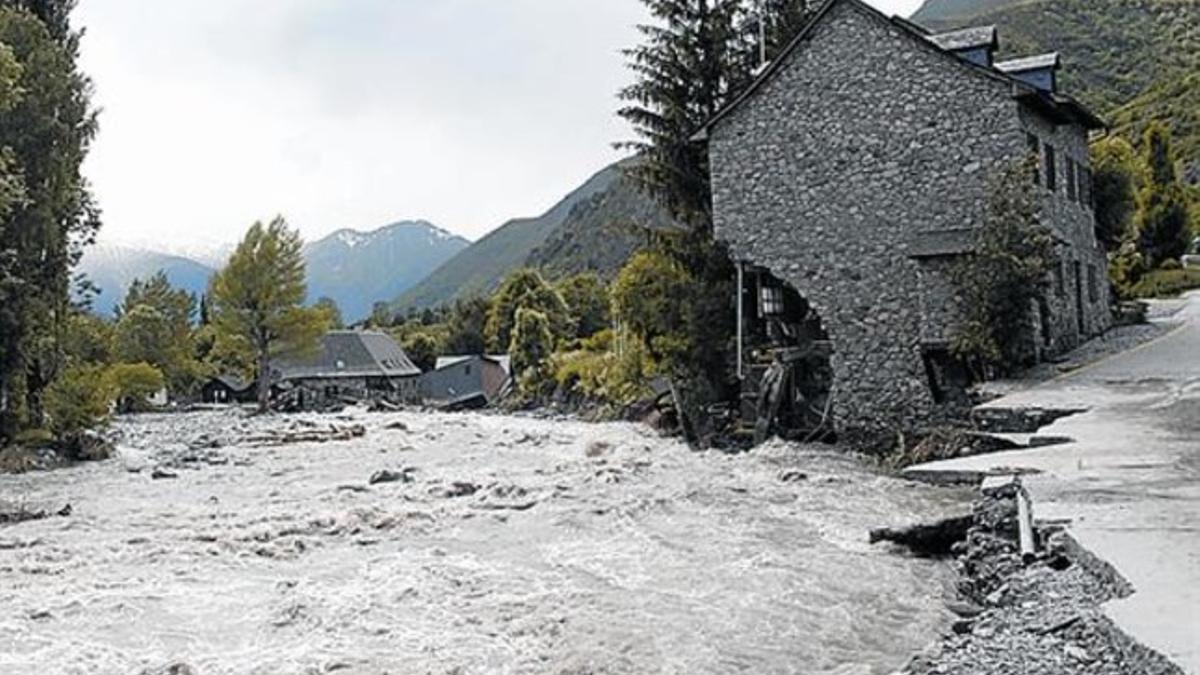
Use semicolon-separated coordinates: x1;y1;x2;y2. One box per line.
0;408;971;674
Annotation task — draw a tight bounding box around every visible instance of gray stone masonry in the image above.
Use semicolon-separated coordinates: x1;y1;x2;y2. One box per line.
707;0;1111;435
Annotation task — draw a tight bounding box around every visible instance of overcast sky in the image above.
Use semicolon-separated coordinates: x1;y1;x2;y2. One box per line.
76;0;924;251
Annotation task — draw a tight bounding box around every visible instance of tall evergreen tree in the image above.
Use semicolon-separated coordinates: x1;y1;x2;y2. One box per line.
617;0;747;231
1136;122;1192;267
0;5;98;442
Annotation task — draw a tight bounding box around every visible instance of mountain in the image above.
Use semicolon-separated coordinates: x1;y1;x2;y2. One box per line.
77;244;216;317
303;220;469;322
910;0;1200;182
391;161;676;312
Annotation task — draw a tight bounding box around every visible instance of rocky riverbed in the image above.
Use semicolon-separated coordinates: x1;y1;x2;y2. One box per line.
0;408;974;674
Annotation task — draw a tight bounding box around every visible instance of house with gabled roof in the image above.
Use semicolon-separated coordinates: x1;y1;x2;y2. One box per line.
693;0;1111;436
271;330;422;407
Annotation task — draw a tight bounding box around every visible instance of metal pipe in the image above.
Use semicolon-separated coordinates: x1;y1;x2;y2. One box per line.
1017;482;1037;563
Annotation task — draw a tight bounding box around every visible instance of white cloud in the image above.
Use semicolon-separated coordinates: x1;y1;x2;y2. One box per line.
76;0;925;249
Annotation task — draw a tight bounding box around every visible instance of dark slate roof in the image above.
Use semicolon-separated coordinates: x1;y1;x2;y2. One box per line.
927;26;998;52
996;52;1061;73
691;0;1105;140
274;331;421;381
907;229;977;258
211;374;251;392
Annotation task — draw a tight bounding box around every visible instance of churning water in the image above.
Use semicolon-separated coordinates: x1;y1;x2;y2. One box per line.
0;409;970;674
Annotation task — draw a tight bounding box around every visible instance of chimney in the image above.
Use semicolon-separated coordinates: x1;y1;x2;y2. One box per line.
996;53;1062;93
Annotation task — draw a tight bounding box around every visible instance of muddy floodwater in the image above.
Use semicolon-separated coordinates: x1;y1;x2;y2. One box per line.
0;409;971;674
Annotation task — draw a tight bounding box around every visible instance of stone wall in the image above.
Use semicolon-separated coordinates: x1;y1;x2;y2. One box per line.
708;0;1108;434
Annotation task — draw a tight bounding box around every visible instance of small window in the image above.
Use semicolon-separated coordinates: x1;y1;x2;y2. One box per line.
1055;260;1066;297
1044;144;1057;192
760;286;785;316
1026;133;1041;186
1080;167;1093;209
1088;265;1099;303
464;364;472;376
1066;159;1077;202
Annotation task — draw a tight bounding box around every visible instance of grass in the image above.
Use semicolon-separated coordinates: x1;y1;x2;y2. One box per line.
1129;267;1200;299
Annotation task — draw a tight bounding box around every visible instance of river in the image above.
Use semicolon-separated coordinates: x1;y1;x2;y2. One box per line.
0;409;971;674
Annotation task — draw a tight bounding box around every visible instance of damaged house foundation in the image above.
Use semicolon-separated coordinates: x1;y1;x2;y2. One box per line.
696;0;1112;438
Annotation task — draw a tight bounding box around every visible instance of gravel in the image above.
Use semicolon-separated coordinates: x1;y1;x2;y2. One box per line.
899;485;1184;675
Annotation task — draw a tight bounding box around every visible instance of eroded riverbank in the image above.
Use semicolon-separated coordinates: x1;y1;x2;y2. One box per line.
0;408;973;674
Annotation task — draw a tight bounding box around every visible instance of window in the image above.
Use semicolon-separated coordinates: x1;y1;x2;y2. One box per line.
1066;159;1077;202
760;286;784;316
1026;133;1041;186
1088;265;1099;303
1044;144;1057;192
1055;260;1066;297
1080;167;1093;209
464;364;472;376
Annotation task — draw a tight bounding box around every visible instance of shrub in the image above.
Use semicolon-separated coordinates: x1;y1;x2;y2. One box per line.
551;329;656;406
1160;258;1182;270
950;161;1054;375
509;308;556;399
44;365;116;444
106;362;165;412
1128;268;1200;299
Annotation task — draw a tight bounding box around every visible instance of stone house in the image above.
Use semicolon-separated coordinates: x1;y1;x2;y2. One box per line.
693;0;1111;435
271;330;422;407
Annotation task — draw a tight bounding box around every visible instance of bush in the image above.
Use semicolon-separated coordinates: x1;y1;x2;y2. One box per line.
1127;268;1200;299
44;365;116;444
1160;258;1182;270
509;308;556;400
551;329;656;406
106;362;165;412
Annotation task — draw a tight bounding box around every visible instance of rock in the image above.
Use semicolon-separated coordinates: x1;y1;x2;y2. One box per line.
951;619;974;635
385;420;409;431
585;441;612;457
369;468;415;485
151;467;178;480
869;514;974;556
74;431;114;462
435;482;479;498
1064;644;1093;663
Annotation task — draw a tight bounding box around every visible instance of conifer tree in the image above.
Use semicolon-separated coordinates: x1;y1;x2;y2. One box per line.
1136;122;1192;268
0;5;98;441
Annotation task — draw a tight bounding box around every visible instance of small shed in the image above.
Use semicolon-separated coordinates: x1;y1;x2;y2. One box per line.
421;355;512;409
201;375;255;404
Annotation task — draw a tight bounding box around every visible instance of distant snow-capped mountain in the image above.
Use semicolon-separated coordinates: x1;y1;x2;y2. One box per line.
76;244;216;317
78;220;469;322
304;220;469;322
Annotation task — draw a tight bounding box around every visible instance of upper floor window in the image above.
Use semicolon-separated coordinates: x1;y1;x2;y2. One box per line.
1066;158;1077;202
1026;133;1041;186
1087;265;1099;303
1044;144;1057;192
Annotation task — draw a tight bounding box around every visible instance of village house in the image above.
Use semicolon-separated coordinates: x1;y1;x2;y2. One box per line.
271;330;422;408
420;355;512;410
694;0;1111;436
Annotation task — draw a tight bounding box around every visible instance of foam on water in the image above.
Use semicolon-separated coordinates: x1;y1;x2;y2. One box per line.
0;410;971;674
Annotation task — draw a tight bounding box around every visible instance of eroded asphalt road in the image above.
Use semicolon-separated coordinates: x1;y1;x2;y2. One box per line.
0;410;971;674
910;291;1200;672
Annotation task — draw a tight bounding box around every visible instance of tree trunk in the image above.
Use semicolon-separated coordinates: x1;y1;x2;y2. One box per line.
256;349;270;413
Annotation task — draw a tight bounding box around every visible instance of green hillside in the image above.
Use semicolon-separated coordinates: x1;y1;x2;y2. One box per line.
391;160;676;313
913;0;1200;182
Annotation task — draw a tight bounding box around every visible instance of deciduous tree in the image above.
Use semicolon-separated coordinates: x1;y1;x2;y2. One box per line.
484;269;570;353
209;217;329;412
1091;136;1139;252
